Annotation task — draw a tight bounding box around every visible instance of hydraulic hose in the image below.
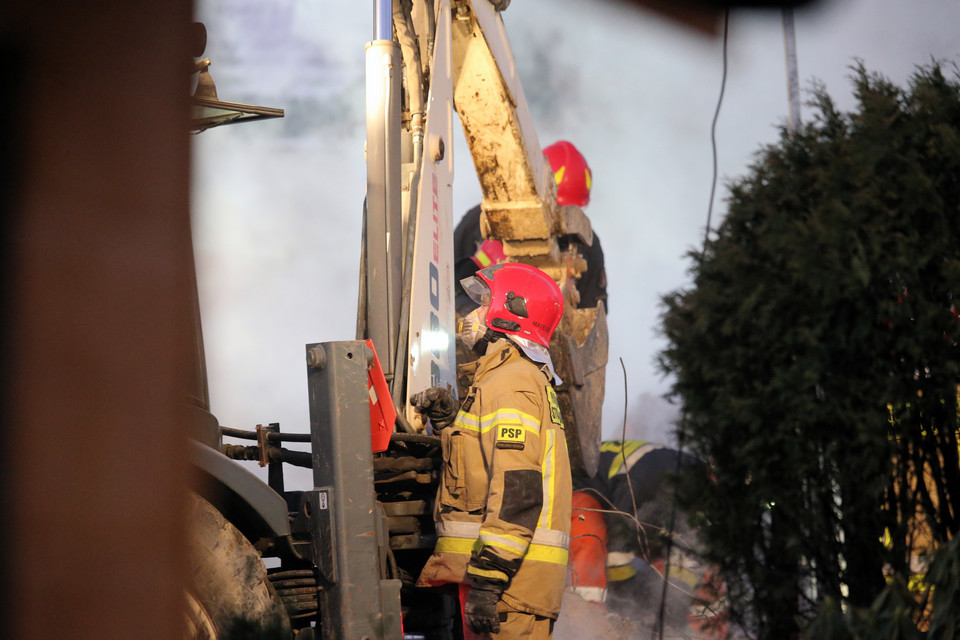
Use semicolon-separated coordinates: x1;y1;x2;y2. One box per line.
220;426;311;443
220;444;313;468
389;0;425;430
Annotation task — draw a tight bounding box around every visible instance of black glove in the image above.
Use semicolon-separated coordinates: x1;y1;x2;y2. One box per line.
464;578;505;635
410;386;458;432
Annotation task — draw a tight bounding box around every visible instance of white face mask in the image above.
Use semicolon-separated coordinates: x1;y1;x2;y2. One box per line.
457;307;487;350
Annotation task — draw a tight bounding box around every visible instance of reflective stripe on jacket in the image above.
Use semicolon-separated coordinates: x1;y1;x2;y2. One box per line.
417;340;573;619
599;440;663;479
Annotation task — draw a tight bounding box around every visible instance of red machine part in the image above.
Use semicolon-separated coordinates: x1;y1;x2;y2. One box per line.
365;339;396;453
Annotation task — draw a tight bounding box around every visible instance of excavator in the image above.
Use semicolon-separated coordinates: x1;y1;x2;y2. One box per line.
186;1;608;638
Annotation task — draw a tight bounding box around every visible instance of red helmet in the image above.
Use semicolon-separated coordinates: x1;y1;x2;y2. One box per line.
543;140;592;207
470;237;507;268
462;263;564;348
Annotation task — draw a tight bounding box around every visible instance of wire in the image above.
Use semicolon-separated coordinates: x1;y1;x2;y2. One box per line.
703;9;730;256
618;357;645;556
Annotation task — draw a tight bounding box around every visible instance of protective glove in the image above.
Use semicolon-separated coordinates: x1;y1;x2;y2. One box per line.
464;578;505;635
410;386;458;432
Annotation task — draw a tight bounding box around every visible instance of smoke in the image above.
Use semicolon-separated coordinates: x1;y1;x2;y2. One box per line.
512;26;583;130
193;0;960;495
607;391;681;446
553;591;646;640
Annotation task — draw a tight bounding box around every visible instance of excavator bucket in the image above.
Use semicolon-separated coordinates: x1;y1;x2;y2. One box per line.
552;303;608;477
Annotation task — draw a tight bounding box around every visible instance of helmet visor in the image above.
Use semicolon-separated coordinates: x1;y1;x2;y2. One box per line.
460;276;491;306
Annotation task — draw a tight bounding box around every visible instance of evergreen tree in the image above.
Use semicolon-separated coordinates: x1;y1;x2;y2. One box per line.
658;63;960;639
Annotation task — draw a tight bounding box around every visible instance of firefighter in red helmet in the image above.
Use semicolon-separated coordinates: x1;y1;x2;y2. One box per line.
413;263;573;640
453;141;607;315
543;140;592;207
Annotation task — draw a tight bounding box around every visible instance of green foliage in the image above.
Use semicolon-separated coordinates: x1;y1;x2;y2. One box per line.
658;63;960;639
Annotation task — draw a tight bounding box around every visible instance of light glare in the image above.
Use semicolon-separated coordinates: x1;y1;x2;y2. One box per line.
420;329;450;353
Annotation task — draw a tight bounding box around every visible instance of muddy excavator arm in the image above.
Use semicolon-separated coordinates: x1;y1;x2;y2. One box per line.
363;0;607;476
449;0;608;476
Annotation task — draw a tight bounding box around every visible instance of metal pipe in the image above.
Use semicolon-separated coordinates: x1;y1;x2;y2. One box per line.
356;198;368;340
383;54;399;374
374;0;392;40
364;39;402;380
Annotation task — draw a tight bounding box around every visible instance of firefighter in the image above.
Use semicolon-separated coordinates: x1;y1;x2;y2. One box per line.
453;140;607;315
413;262;573;640
574;440;729;638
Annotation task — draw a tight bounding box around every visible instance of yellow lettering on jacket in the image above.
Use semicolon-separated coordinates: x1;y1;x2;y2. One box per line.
546;386;564;427
497;425;525;443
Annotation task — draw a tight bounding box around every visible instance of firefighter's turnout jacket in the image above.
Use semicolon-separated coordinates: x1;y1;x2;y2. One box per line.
417;339;573;619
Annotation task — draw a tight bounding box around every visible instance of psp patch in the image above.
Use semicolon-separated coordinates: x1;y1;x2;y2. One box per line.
496;424;525;450
546;386;564;427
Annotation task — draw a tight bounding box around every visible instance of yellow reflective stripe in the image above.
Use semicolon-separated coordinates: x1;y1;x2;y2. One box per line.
671;566;700;588
480;409;541;434
603;441;657;479
603;440;642;477
436;523;567;547
539;430;556;529
584;168;592;191
600;441;637;454
480;531;529;548
454;411;480;432
607;564;637;582
466;566;508;582
524;544;569;566
483;539;526;557
433;537;568;566
434;536;482;555
479;531;529;555
554;166;565;187
483;532;530;546
475;250;492;267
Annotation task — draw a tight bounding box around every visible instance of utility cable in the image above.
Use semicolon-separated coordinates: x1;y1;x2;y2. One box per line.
703;9;730;256
618;357;646;558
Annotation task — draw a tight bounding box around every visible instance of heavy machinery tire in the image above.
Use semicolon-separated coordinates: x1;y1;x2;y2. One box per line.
186;493;291;640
